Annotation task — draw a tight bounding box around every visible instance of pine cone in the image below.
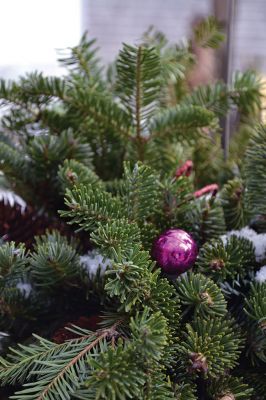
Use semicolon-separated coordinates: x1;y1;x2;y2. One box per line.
0;200;92;250
0;200;76;248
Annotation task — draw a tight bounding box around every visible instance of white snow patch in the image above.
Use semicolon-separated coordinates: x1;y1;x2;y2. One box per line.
80;250;111;276
255;265;266;283
222;226;266;262
0;189;26;210
16;282;32;298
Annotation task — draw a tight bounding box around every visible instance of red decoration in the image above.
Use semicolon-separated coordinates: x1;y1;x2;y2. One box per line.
175;160;193;178
194;184;219;198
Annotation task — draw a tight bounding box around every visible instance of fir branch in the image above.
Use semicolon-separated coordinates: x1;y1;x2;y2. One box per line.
121;161;160;221
231;70;263;116
69;87;132;139
193;16;225;49
196;235;256;283
178;317;242;378
91;219;141;259
10;324;120;400
175;272;227;318
61;184;126;231
244;283;266;330
58;33;102;81
29;234;80;290
105;248;152;312
57;159;101;194
220;178;249;230
116;44;161;131
244;125;266;216
150;105;215;136
207;376;253;400
182;82;229;116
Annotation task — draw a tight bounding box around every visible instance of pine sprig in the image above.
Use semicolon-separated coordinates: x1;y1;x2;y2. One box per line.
116;44;161;134
121;161;160;221
9;325;120;400
105;247;153;312
178;317;242;378
29;232;80;290
207;376;253;399
231;71;263;116
220;178;249;230
91;219;141;258
57;159;101;194
183;81;229;116
245;125;266;216
150;105;215;136
244;283;266;331
61;184;126;231
193;16;225;49
196;235;256;283
175;272;227;318
58;32;102;81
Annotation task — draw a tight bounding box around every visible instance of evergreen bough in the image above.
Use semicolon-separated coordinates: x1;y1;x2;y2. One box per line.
0;18;265;399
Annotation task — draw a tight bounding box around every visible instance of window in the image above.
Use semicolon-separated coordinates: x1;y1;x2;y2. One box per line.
0;0;81;79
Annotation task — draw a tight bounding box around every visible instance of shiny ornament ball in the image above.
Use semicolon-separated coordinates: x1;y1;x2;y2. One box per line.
152;228;197;274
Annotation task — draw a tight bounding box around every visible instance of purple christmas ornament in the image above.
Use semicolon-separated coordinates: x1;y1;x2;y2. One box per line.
152;228;197;274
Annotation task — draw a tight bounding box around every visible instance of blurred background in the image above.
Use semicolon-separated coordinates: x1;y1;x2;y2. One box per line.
0;0;265;80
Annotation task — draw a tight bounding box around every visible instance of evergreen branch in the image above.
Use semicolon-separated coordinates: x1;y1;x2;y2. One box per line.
182;82;229;116
242;370;266;400
175;272;227;318
10;324;120;400
130;308;168;358
193;16;225;49
61;184;126;231
27;129;93;185
0;336;68;385
18;72;68;102
220;178;250;230
149;105;215;136
0;73;68;106
0;142;30;183
231;70;263;115
69;87;131;138
85;309;172;400
121;161;160;221
0;242;27;276
105;249;152;312
136;46;142;140
178;317;242;378
244;125;266;216
159;175;193;226
58;33;102;81
196;235;256;283
91;219;141;259
29;233;79;290
244;283;266;330
57;159;101;194
173;381;197;400
183;197;226;244
207;376;253;399
0;79;22;106
147;272;180;331
34;335;106;400
116;44;161;150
